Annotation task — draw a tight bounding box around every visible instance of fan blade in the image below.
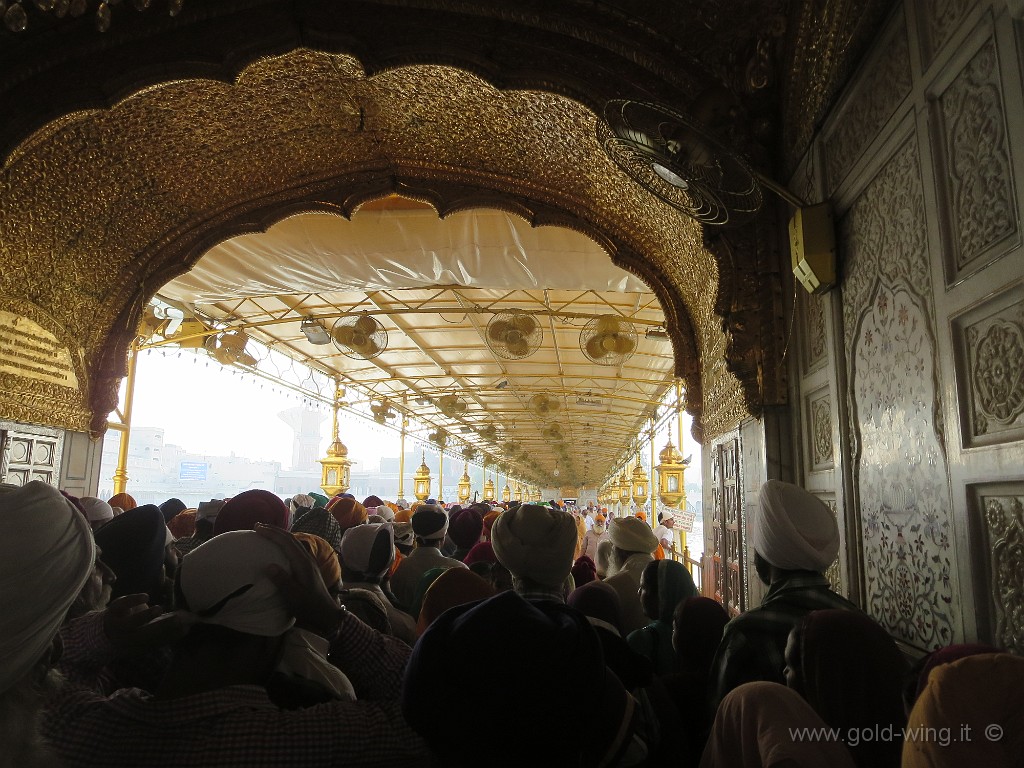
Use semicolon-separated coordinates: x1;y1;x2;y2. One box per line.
507;339;529;357
355;339;380;357
333;326;355;346
354;315;377;334
237;352;258;367
596;316;621;334
511;314;538;335
213;346;236;365
613;335;637;356
586;335;608;359
488;320;511;342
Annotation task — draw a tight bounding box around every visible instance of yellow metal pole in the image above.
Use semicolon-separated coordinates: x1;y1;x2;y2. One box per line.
650;417;657;526
398;416;408;499
111;340;140;495
675;380;688;561
438;448;444;503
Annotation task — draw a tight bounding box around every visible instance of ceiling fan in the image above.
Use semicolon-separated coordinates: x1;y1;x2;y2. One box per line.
370;400;397;424
580;315;638;366
600;99;763;226
542;423;564;442
437;393;468;417
485;310;543;360
331;313;388;360
204;330;258;367
529;393;562;418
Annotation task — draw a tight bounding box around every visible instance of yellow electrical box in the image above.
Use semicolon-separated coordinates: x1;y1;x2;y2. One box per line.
789;202;836;295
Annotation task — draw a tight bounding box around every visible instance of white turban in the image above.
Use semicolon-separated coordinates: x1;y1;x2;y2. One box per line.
491;503;577;589
607;517;658;554
289;494;315;514
0;481;94;694
79;496;114;524
339;523;395;581
752;480;839;572
178;530;295;637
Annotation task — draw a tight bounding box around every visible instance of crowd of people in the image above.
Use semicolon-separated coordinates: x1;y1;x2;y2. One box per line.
0;479;1020;767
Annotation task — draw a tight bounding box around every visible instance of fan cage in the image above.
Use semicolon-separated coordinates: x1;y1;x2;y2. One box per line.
485;310;543;360
600;99;763;226
331;314;388;360
579;315;639;366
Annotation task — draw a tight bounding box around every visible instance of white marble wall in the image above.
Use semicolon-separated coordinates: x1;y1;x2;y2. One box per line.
790;0;1024;651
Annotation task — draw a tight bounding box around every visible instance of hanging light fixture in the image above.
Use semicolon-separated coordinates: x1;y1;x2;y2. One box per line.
631;454;649;509
458;462;472;504
655;426;687;508
483;464;495;501
618;467;631;505
413;451;432;502
318;385;351;497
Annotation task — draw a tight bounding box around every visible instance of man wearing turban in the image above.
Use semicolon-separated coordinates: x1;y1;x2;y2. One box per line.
339;524;417;645
389;504;467;609
0;481;95;767
602;516;660;634
708;480;858;709
490;503;577;602
42;525;430;766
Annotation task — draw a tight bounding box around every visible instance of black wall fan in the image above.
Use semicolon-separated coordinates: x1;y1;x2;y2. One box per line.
600;99;763;226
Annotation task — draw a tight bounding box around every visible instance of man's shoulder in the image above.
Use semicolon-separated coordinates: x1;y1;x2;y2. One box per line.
724;585;859;636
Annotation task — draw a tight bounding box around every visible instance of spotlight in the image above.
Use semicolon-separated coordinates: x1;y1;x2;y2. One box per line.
495;379;509;390
301;318;332;345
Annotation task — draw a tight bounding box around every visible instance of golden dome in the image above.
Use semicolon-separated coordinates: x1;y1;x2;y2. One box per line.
326;439;349;458
659;440;683;464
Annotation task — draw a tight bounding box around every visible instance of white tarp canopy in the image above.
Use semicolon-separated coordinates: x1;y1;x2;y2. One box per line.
156;199;679;489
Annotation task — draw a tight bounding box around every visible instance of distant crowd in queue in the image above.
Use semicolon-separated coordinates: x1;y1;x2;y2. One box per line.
0;479;1020;767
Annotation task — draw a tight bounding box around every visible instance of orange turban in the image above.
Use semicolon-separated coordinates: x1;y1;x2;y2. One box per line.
107;492;137;512
634;511;647;522
416;567;495;635
167;509;196;539
292;532;342;587
389;547;404;579
394;507;413;523
328;497;367;532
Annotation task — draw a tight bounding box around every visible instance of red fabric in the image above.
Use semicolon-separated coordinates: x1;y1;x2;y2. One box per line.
448;507;484;549
463;542;497;566
570;555;597;587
